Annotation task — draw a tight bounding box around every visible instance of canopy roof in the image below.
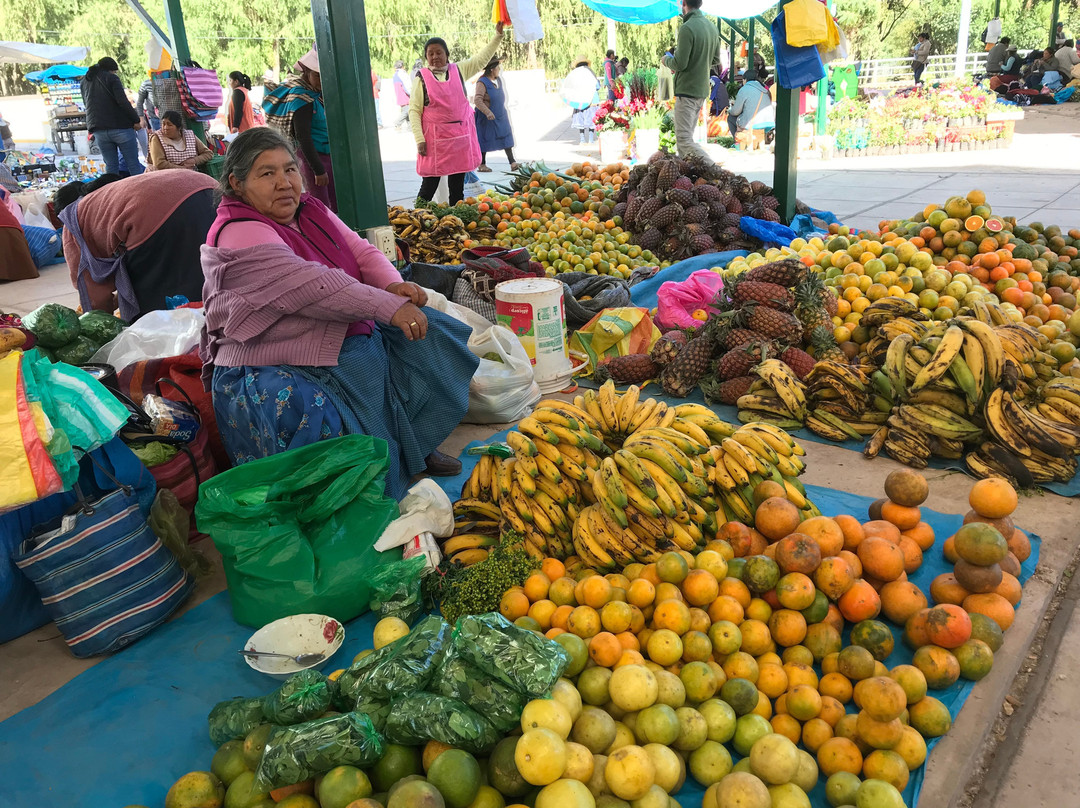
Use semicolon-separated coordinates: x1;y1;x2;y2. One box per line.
24;64;88;83
581;0;776;25
0;41;89;66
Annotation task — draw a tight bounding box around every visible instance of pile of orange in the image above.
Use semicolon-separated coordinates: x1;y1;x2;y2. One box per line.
494;466;1018;797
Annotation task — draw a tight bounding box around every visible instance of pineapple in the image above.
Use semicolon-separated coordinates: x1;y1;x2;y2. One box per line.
716;340;771;380
779;346;816;380
660;334;715;397
654;204;684;231
809;325;847;363
794;275;836;339
649;331;689;366
657;160;680;193
594;354;659;385
745;305;802;340
722;328;765;352
744;258;805;287
666;188;695;208
635;197;665;228
728;278;794;311
701;374;756;405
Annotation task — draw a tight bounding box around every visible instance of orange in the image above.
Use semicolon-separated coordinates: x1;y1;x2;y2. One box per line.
723;650;760;683
775;572;817;610
638;564;661;586
838;579;882;623
819;696;845;727
541;558;566;581
963;593;1015;630
615;631;640;651
755;497;803;541
719;577;752;609
925;604;972;648
835;514;866;551
500;590;531;622
1008;528;1031;562
787;684;823;721
739;619;774;657
688;607;712;634
627;579;656;608
528;599;557;630
862;520;902;544
969;477;1018;518
656;551;689;584
717;521;754;557
707;594;744;624
746;598;773;623
581;575;614;608
853;677;907;722
768;609;808;647
655;582;684;604
601;601;634;634
567;605;601;638
839;550;863;577
549;577;579;607
814;557;855;602
855;711;903;750
771;714;802;744
897;537;923;574
797;516;845;557
912;645;961;689
524;572;552;602
820;672;853;704
775;533;824;575
784;662;819;690
802;718;834;754
857;536;906;582
995;572;1022;606
652;599;692;634
880;501;921;531
588;631;623;667
879;581;928;625
681;630;713;663
901;522;935;551
817;737;864;777
551;604;575;630
756;664;789;698
681;569;720;607
615;649;646;668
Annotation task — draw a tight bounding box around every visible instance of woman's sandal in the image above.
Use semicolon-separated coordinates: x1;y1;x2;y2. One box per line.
476;164;492;172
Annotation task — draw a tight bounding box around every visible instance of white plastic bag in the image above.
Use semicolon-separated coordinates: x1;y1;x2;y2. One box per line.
373;479;454;556
464;325;540;423
505;0;545;43
89;308;205;371
14;191;53;229
424;290;492;336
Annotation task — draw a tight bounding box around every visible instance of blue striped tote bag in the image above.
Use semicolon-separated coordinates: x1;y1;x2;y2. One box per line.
14;482;194;657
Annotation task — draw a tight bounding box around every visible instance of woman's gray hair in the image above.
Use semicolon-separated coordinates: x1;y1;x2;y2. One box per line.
219;127;298;197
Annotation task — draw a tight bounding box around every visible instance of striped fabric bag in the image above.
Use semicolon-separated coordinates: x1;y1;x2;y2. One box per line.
14;474;193;657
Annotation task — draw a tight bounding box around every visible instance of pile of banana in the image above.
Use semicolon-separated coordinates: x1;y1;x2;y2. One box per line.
736;359;810;429
803;360;891;442
387;205;471;264
852;307;1080;482
447;381;818;568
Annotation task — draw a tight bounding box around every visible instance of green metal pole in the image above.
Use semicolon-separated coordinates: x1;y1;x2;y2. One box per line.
993;0;1000;17
748;19;756;76
310;0;392;245
162;0;204;139
1049;0;1061;49
773;88;800;223
729;24;737;75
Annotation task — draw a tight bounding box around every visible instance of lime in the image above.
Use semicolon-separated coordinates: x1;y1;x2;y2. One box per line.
428;750;483;808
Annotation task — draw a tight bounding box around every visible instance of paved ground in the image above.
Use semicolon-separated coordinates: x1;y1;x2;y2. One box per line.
4;94;1080;806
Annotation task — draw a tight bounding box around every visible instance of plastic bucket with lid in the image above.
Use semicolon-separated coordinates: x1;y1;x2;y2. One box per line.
495;277;570;393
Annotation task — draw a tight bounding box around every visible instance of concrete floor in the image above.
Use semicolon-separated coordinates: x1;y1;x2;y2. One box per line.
3;98;1080;806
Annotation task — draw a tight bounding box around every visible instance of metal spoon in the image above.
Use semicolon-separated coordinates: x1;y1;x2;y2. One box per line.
239;649;326;666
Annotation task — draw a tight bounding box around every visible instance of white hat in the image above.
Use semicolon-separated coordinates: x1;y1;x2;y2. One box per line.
296;46;320;73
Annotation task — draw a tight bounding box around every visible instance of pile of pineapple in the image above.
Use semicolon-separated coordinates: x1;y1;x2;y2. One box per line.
595;258;847;404
612;153;780;262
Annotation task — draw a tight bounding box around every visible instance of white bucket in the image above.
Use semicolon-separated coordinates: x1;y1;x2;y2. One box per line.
495;277;570;394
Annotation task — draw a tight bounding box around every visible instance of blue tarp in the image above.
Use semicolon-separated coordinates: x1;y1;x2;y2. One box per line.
24;64;87;83
0;440;1041;807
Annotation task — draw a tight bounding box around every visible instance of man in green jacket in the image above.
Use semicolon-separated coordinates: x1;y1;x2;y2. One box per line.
663;0;720;164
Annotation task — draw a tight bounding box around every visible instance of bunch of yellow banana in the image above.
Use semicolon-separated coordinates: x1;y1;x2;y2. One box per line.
449;379;818;567
802;360;891;441
709;423;818;523
858;297;927;329
979;385;1080;481
736;359;809;428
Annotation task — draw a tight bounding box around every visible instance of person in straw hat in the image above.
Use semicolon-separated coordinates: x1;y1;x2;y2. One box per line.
561;55;601;146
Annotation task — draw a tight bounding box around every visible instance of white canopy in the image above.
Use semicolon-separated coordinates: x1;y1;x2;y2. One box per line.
0;41;89;65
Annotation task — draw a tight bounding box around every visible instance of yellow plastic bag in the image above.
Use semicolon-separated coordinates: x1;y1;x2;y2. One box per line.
569;307;660;374
818;13;841;54
784;0;830;47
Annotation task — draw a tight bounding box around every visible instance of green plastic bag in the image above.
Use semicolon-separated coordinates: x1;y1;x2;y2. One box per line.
451;613;570;698
368;555;427;626
254;711;384;790
207;696;266;746
262;670;332;725
432;652;525;732
195;435;400;627
384;693;500;754
336;615;450;706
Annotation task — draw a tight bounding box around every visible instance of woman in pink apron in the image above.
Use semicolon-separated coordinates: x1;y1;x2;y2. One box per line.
409;23;505;205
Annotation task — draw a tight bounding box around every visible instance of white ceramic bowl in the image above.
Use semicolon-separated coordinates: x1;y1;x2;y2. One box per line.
243;613;345;679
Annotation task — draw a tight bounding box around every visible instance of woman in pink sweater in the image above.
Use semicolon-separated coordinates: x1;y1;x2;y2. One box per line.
200;128;478;497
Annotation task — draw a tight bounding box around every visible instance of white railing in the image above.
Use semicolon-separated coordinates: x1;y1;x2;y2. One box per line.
850;52;988;89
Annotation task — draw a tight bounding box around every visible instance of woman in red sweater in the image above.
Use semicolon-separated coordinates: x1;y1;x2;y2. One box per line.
200;128;477;496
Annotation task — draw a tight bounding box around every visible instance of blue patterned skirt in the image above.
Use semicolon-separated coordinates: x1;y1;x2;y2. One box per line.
212;308;479;499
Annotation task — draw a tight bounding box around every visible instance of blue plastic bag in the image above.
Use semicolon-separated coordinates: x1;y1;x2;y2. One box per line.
771;12;826;89
740;216;797;248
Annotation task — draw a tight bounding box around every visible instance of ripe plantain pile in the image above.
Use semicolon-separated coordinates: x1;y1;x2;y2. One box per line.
855;301;1080;484
387;205;492;264
445;380;818;567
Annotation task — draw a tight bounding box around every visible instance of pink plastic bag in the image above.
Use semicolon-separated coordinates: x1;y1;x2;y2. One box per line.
656;270;725;331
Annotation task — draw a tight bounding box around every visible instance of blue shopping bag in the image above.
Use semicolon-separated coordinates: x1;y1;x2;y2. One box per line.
771;12;826;89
